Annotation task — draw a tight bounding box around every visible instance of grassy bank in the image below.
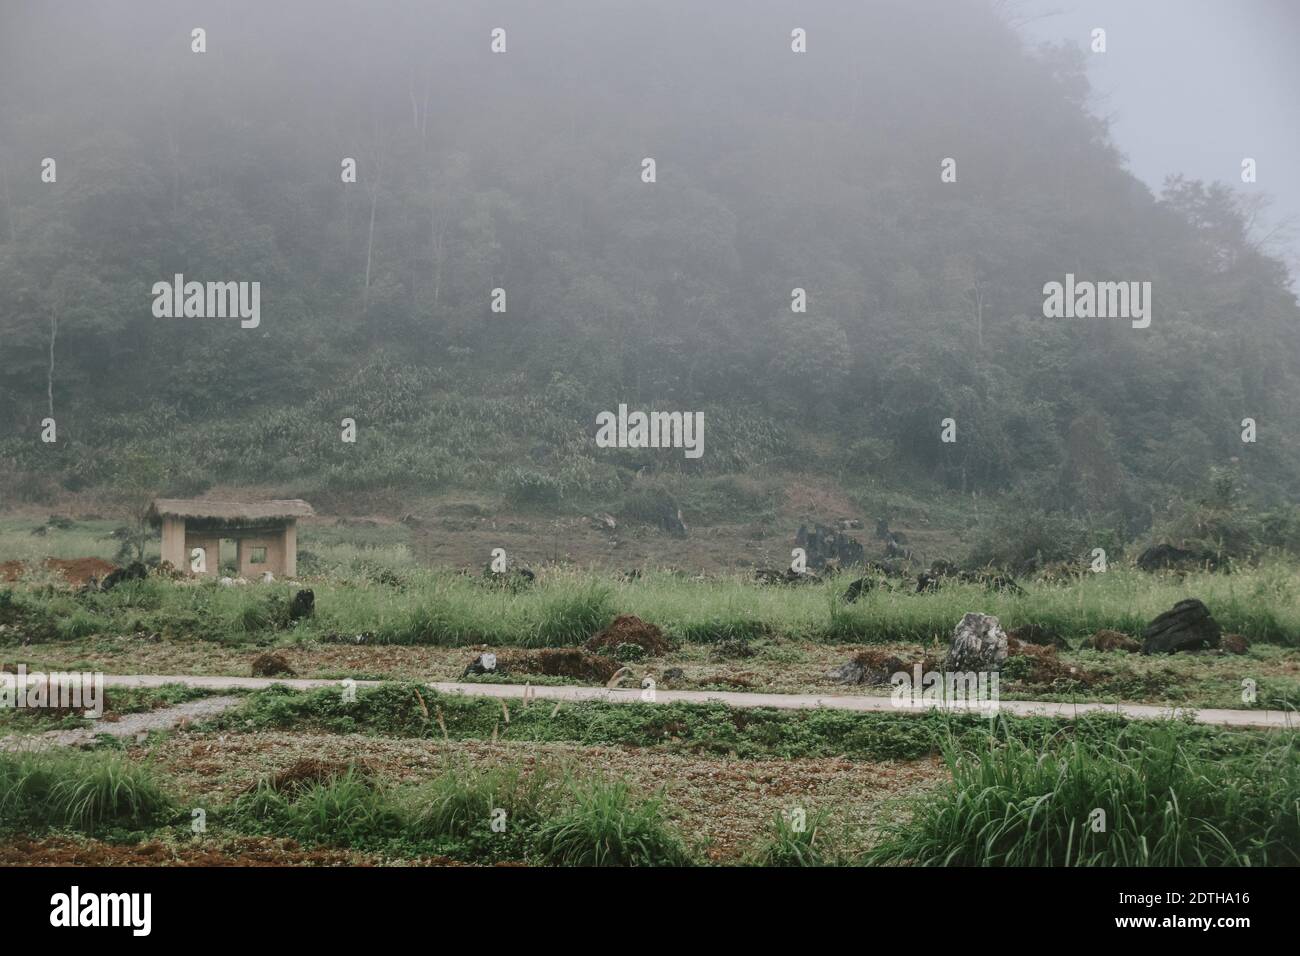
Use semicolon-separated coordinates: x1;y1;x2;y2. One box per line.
4;563;1299;649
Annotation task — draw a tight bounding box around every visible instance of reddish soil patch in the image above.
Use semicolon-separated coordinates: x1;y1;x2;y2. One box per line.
586;615;675;656
0;557;117;586
500;648;620;683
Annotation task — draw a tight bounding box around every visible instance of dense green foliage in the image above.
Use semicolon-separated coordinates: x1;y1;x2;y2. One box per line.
2;1;1297;530
0;750;174;833
867;724;1300;866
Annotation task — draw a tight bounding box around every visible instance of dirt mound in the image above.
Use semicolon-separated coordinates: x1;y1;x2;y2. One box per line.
500;648;620;683
259;759;371;797
1083;629;1141;653
0;557;117;586
1005;640;1096;687
1008;623;1068;648
250;653;297;678
586;615;674;656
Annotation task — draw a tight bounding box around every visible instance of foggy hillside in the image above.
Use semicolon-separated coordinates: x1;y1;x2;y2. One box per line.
2;0;1297;556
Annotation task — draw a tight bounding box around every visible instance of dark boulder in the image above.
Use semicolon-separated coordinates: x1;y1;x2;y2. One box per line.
289;589;315;620
1141;599;1221;654
100;561;148;591
916;572;941;593
842;577;876;603
1137;543;1220;572
795;523;865;569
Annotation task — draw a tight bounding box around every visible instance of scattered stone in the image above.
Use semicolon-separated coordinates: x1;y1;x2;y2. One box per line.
755;567;821;586
289;589;315;621
842;577;876;603
1141;599;1221;654
1083;629;1141;653
462;652;500;677
795;523;865;569
916;572;941;593
100;561;148;591
944;612;1009;672
1136;543;1221;572
827;659;866;684
828;650;912;686
250;653;296;678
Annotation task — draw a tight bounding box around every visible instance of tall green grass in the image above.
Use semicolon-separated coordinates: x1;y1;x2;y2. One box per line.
0;750;174;832
866;723;1300;866
533;779;692;866
748;807;835;866
229;757;691;864
5;557;1300;648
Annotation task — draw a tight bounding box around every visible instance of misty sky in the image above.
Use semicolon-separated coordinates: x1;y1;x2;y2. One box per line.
1017;0;1300;281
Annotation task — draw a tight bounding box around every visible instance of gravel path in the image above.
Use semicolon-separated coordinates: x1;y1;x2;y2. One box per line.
0;695;242;751
81;675;1299;730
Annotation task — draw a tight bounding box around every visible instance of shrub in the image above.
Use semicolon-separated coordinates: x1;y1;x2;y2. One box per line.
534;779;693;866
0;751;173;832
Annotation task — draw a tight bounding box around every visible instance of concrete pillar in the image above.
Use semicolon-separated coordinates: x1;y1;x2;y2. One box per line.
160;517;187;571
283;520;297;578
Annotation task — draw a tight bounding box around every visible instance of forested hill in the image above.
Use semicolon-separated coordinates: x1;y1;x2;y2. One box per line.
2;0;1297;533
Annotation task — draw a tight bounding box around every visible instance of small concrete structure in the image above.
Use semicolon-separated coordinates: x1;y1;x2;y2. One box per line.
148;498;314;578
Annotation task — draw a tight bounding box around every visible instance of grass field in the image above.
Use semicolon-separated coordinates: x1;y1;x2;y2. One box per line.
3;515;1299;866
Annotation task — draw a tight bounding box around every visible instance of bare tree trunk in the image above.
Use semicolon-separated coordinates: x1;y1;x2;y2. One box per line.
363;184;378;313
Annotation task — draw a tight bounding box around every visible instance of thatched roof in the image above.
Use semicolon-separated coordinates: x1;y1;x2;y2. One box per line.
148;498;314;525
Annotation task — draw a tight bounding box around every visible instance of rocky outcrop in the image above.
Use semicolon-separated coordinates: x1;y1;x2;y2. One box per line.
1141;599;1221;654
943;612;1009;672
